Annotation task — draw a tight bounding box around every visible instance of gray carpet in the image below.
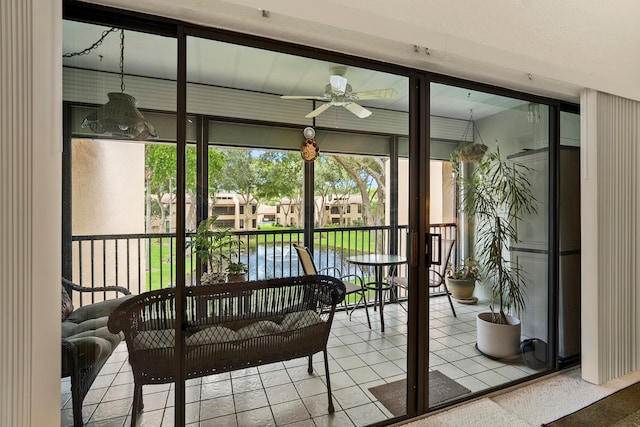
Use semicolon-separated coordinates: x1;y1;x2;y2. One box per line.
543;381;640;426
368;370;471;417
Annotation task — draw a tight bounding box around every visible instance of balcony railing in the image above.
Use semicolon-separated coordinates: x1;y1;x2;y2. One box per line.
68;224;456;307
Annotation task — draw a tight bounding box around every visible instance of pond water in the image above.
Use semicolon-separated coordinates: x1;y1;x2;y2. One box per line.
241;244;365;280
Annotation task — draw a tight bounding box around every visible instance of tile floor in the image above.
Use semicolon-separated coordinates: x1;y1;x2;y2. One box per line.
61;296;542;426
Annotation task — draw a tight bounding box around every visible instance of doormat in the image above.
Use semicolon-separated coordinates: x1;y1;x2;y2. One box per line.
543;381;640;426
368;370;471;417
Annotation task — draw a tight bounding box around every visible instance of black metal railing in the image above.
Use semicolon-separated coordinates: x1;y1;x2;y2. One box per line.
68;223;456;307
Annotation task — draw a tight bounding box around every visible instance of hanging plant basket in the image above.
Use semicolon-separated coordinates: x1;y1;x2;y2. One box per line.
458;143;488;162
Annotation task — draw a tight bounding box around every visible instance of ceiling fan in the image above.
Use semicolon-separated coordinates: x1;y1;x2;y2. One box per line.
280;66;397;119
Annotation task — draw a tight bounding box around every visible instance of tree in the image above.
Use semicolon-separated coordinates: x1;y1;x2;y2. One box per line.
145;144;225;232
332;155;387;226
315;156;357;227
218;149;262;228
258;151;302;226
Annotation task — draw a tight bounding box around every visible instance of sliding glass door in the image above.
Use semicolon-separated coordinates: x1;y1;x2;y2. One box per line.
428;81;552;406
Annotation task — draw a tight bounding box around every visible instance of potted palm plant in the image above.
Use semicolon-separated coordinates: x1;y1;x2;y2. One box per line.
187;215;239;284
453;143;537;358
446;257;480;302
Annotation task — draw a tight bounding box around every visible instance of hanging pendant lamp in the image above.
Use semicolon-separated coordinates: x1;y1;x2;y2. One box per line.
80;29;157;140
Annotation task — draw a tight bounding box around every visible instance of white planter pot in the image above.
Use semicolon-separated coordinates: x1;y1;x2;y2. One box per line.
476;312;521;359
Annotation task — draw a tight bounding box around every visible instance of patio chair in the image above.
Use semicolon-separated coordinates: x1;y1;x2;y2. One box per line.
386;238;457;317
293;243;371;329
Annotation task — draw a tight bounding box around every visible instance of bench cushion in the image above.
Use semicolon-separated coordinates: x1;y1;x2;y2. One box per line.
131;310;324;351
62;295;134;371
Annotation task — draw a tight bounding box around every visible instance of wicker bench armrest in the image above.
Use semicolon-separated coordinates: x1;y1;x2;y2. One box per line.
63;277;131;296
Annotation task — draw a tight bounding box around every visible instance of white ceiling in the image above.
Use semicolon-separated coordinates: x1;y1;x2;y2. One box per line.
63;20;528;121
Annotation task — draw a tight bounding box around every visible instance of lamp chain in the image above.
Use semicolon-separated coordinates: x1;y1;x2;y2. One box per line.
62;26;126;93
62;27;119;58
119;29;125;93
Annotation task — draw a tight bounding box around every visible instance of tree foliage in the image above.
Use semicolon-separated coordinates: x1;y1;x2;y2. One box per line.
145;144;225;230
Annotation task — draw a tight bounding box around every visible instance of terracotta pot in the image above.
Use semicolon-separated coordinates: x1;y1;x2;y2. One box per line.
476;312;521;359
227;273;247;283
446;277;476;300
459;143;488;162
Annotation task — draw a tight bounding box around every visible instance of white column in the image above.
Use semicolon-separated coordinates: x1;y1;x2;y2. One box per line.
0;0;62;426
581;89;640;384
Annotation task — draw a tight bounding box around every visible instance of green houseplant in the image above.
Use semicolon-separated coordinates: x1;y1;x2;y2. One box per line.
454;143;537;358
226;260;248;282
187;215;240;284
445;257;480;301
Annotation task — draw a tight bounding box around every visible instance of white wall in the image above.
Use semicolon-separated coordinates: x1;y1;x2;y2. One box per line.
88;0;640;103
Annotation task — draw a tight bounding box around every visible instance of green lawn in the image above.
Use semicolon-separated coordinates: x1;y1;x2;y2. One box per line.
145;238;195;291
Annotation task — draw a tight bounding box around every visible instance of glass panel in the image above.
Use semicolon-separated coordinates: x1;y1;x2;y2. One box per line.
210;146;304;280
187;35;410;425
429;82;551;407
62;21;176;426
558;111;581;364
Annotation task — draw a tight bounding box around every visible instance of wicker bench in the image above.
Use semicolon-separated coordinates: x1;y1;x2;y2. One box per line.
108;275;346;426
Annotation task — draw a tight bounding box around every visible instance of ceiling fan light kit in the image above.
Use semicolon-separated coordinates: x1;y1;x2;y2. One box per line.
281;65;397;119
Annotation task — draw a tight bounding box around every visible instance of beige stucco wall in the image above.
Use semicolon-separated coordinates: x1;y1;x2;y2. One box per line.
71;139;145;296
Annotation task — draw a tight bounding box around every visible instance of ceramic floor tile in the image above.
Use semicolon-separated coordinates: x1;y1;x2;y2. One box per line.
266;382;300;405
233;389;269;413
452;358;491;375
231;374;263;394
294;376;327;398
236;406;275;427
326;370;356;390
370;360;404;379
139;391;169;412
260;369;292;388
344;402;387;427
332;386;372;409
199;413;238;427
473;369;511;387
312;410;355;427
127;409;163;427
302;393;340;417
90;398;132;422
271;399;311;425
455;375;490;393
200;379;233;400
336;355;366;370
357;350;389;365
199;395;236;420
102;384;134;402
63;295;549;426
346;366;380;384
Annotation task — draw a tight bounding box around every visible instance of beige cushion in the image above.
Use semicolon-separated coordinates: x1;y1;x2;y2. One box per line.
61;286;74;321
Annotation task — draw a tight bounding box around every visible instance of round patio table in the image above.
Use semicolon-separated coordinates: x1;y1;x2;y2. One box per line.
346;254;407;333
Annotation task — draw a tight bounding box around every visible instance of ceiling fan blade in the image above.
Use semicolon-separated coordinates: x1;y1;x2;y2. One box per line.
280;95;327;100
351;88;398;100
305;102;333;118
344;102;372;118
330;75;348;94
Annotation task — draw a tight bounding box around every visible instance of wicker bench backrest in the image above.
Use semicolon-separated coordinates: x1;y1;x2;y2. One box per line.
107;275;346;381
